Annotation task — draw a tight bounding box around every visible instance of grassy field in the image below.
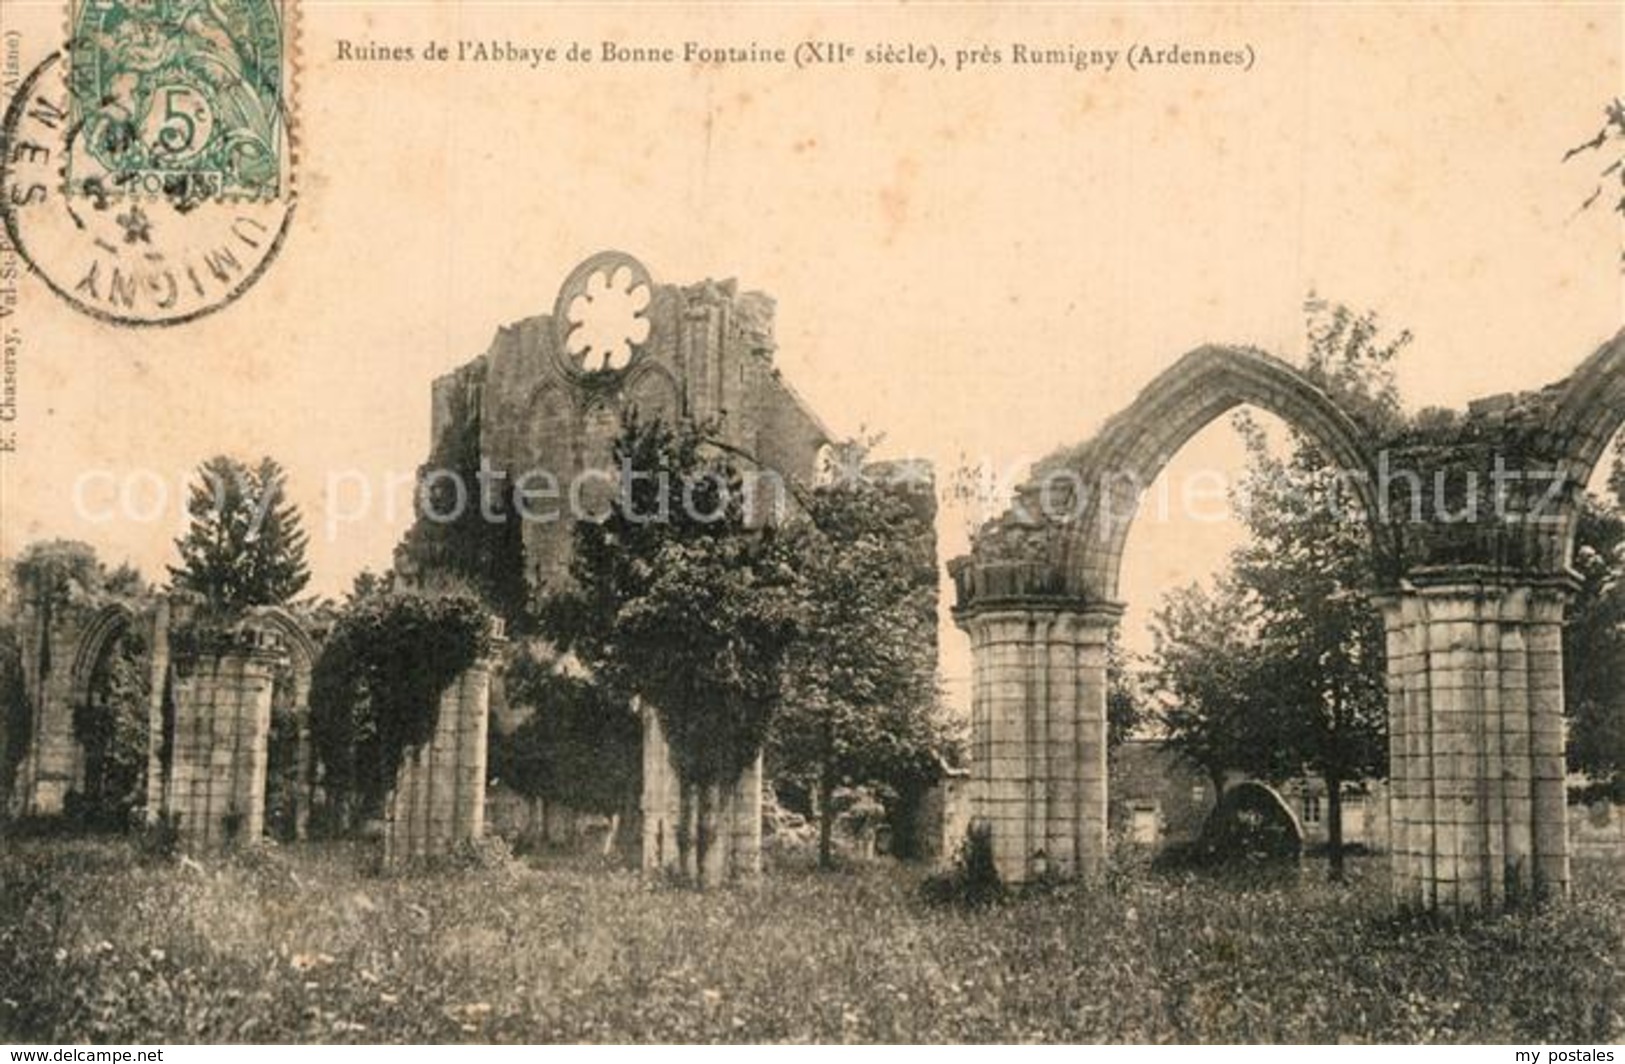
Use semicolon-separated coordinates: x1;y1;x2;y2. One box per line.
0;839;1620;1043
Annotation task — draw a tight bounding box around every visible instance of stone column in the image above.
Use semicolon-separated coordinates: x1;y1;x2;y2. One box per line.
383;659;493;866
957;600;1118;885
639;703;763;883
287;665;313;840
1378;575;1571;914
640;701;681;872
18;615;85;816
143;601;171;824
164;631;283;849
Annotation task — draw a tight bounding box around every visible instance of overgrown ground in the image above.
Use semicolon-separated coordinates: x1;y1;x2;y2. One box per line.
0;839;1620;1043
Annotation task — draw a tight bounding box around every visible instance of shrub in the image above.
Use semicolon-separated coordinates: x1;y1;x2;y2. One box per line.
1191;782;1304;865
133;813;182;862
919;819;1003;908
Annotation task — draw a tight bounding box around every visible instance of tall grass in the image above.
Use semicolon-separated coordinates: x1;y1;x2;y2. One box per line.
0;839;1619;1043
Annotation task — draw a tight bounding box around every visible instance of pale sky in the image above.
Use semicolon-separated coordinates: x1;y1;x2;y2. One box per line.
2;2;1622;709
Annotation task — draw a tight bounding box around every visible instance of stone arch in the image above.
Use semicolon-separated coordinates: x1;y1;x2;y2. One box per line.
1549;327;1625;566
953;339;1599;915
952;346;1387;887
1049;345;1387;603
623;361;681;422
67;603;138;707
65;602;156;816
242;606;316;673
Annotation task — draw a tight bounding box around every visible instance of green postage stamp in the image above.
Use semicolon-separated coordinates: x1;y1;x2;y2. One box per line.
68;0;288;200
2;0;295;325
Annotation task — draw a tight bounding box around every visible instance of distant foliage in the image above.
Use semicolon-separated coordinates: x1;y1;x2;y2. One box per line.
169;456;310;614
491;646;641;818
1153;297;1399;880
309;589;494;826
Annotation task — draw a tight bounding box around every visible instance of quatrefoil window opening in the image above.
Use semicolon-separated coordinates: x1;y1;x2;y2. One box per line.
564;264;652;372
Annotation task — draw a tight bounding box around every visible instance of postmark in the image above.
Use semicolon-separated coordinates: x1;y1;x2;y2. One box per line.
1;0;295;327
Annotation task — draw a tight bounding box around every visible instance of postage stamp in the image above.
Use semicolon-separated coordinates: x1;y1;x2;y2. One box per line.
1;0;296;327
68;0;288;200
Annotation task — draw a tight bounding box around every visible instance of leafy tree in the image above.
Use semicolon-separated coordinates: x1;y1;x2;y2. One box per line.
490;646;642;838
1107;630;1150;749
169;456;310;614
1565;98;1625;250
538;411;802;887
771;447;947;868
1151;578;1295;791
1565;479;1625;801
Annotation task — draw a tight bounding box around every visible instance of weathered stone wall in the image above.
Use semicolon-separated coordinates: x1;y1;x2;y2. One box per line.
383;660;494;865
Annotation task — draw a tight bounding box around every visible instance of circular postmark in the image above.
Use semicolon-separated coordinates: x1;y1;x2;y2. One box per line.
2;0;295;327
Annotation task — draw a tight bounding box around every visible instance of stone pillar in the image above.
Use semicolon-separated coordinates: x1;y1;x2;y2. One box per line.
957;600;1118;885
163;631;283;849
639;701;762;883
17;614;85;815
142;601;171;824
640;701;681;871
383;660;492;865
1378;575;1571;914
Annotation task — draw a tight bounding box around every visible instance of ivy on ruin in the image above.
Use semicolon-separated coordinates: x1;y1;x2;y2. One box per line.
308;590;495;818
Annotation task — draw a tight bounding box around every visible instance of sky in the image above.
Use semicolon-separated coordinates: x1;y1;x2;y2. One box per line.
2;2;1623;709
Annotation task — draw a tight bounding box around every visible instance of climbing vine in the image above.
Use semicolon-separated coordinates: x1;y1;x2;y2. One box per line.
309;590;493;824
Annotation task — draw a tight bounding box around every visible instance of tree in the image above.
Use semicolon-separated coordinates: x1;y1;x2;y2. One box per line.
771;446;948;868
0;622;27;816
1564;471;1625;801
169;455;310;614
1151;578;1296;792
1153;298;1402;880
538;411;802;887
70;625;150;827
490;646;642;847
1106;630;1150;749
1565;98;1625;253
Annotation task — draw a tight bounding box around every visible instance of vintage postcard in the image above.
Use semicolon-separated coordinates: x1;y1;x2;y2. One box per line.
1;0;1623;1049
